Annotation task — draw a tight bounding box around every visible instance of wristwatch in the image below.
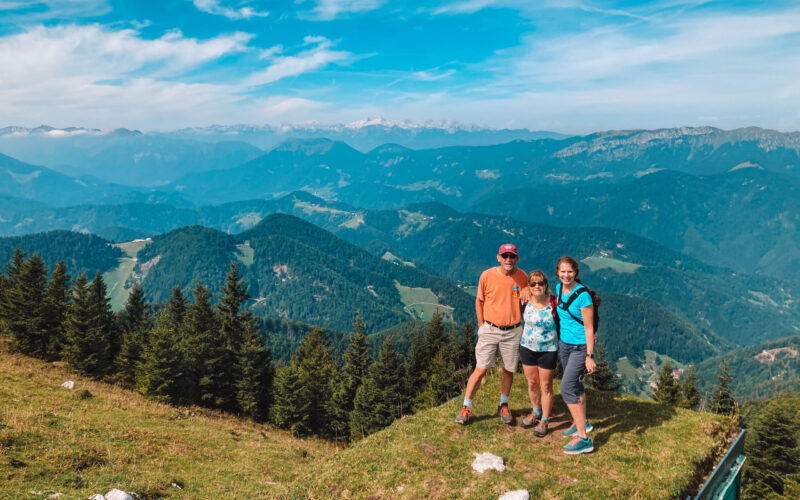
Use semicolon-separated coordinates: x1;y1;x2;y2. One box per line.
587;353;595;359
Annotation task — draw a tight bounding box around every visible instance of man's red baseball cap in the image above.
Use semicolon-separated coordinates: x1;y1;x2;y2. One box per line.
498;243;518;256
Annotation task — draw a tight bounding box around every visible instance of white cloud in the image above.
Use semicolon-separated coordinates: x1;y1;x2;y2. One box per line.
432;0;498;15
411;69;455;81
244;37;352;86
310;0;386;21
192;0;269;20
0;0;111;19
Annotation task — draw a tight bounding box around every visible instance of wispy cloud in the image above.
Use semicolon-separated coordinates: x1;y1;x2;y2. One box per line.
0;0;111;21
191;0;268;20
432;0;498;15
244;36;353;86
309;0;386;21
411;69;455;81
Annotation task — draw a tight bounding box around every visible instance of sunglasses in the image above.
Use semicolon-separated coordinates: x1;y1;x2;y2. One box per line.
529;281;546;287
500;253;517;259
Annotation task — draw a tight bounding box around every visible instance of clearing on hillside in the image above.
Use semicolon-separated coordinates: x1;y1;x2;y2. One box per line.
395;281;454;322
582;256;642;274
102;239;152;310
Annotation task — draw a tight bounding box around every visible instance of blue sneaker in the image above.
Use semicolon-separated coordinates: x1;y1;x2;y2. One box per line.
563;436;593;454
562;420;594;437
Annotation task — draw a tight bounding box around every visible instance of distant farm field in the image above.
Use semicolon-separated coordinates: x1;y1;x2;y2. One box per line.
395;281;453;322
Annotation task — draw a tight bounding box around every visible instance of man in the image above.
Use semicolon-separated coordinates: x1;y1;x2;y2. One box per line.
456;243;527;425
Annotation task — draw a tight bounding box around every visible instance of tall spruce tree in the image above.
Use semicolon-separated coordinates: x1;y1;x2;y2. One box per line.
328;313;372;440
679;363;701;410
293;327;337;436
63;273;110;378
709;361;737;415
182;281;225;409
115;284;152;389
137;311;187;404
743;399;800;498
271;363;312;436
587;342;621;392
89;271;118;368
458;321;476;372
166;285;187;330
405;325;427;400
216;263;255;412
653;360;680;406
0;249;25;339
236;323;274;421
42;261;70;360
414;348;458;411
7;254;48;358
350;337;406;440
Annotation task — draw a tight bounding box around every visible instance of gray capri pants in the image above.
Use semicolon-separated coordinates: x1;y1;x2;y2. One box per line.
559;341;587;404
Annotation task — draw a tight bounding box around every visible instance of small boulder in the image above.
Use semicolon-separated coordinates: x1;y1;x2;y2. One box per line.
104;489;134;500
61;381;75;390
471;452;505;473
499;490;529;500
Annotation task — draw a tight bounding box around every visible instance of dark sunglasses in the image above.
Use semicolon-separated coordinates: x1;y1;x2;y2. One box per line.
529;281;546;287
500;253;517;259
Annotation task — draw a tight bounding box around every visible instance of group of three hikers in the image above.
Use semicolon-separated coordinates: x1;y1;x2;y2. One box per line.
455;243;596;455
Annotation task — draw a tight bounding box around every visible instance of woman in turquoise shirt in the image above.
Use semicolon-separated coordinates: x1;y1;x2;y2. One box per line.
555;256;596;455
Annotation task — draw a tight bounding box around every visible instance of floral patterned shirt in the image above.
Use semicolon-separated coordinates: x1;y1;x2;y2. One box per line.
520;301;558;352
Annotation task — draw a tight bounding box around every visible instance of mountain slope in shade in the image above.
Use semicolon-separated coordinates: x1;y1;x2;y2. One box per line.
0;230;122;277
134;214;474;332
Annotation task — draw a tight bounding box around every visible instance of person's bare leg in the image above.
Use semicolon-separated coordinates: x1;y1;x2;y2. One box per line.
566;400;587;439
464;367;487;400
500;368;514;397
522;364;541;410
538;367;555;419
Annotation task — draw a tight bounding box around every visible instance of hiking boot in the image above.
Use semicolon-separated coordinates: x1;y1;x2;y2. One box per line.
563;436;594;454
534;417;549;438
521;407;542;428
498;403;514;425
562;419;593;437
455;406;471;425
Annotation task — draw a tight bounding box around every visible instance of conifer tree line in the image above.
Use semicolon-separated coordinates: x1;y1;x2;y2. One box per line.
0;250;477;441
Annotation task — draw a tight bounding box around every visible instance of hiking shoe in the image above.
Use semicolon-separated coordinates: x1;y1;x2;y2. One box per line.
521;407;541;427
498;403;514;425
563;436;594;454
562;420;594;437
455;406;471;425
534;418;549;438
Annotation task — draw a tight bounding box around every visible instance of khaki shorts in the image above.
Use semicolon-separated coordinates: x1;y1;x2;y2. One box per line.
475;322;523;372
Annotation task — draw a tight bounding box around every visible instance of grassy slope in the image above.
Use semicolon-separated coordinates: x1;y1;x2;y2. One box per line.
1;341;736;499
300;372;736;500
0;342;336;499
102;239;151;311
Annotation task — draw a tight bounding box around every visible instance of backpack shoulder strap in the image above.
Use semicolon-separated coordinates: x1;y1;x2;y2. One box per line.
559;286;588;325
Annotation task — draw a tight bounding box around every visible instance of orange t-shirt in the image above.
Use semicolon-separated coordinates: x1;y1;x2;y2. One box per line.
476;266;528;326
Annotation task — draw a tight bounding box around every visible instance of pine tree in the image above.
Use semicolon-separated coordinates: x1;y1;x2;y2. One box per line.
63;273;111;378
405;325;427;400
458;321;476;372
0;249;26;339
587;342;621;392
7;254;48;358
709;361;737;415
414;348;458;411
216;262;250;353
652;360;680;406
42;261;70;360
236;323;274;421
88;271;118;369
350;337;406;441
115;284;152;389
293;327;337;436
271;363;312;436
328;313;372;439
166;285;187;330
181;281;225;408
137;311;187;404
743;399;800;498
679;363;701;410
423;312;446;363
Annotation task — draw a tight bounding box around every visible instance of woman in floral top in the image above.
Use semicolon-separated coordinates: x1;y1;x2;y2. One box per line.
519;269;558;437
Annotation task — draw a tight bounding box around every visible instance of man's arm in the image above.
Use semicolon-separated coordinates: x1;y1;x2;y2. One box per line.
475;296;485;326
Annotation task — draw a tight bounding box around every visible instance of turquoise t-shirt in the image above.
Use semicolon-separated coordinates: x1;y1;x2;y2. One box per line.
555;283;593;345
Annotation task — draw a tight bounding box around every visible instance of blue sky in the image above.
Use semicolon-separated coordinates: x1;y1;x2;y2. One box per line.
1;0;799;133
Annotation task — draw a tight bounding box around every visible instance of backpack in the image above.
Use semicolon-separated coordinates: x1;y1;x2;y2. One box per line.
557;284;601;333
549;295;560;337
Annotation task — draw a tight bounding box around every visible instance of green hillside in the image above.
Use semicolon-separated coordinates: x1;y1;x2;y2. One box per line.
0;230;122;277
0;341;736;499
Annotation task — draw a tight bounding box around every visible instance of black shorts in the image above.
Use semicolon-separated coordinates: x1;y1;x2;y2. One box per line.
519;346;558;370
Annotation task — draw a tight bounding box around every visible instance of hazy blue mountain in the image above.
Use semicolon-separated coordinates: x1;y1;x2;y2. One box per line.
134;214;475;332
470;168;800;280
0;127;263;186
157;118;568;151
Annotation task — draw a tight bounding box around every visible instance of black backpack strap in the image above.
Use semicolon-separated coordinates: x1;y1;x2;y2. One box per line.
559;286;588;325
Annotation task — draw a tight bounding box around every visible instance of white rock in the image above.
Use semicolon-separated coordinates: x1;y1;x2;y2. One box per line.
61;381;75;390
88;495;105;500
471;452;505;473
48;494;64;499
104;489;133;500
499;490;529;500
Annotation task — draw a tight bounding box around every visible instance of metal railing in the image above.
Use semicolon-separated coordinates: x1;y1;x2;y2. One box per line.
688;429;747;500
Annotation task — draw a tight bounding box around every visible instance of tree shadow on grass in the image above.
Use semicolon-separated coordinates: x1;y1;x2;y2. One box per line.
582;388;678;448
